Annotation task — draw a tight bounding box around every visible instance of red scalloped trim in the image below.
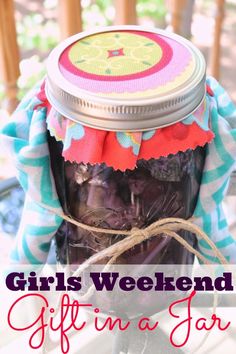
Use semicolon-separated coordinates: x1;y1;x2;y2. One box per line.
61;123;214;171
37;80;214;171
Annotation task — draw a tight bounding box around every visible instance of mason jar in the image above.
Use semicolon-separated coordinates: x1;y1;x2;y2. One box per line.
45;26;209;267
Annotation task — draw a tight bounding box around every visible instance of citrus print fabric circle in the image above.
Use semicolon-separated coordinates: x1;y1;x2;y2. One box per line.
59;30;194;97
60;31;173;81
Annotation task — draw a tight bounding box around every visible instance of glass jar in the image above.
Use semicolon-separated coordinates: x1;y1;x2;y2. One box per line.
45;26;207;268
48;136;205;265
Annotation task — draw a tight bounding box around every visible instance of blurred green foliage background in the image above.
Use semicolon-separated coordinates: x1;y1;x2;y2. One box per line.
0;0;167;102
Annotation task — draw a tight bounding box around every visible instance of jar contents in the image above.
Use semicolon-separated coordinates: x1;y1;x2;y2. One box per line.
48;135;205;266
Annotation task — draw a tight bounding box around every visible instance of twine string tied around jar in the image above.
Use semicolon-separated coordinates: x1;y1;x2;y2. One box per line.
47;207;229;266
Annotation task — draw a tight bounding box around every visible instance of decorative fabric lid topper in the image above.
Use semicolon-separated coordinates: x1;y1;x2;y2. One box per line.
46;26;206;131
43;26;212;170
45;86;213;170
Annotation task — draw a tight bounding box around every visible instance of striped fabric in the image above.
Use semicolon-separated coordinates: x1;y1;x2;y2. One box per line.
0;77;236;264
193;77;236;262
1;85;63;264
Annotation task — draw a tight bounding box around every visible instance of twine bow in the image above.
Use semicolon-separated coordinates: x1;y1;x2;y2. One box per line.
50;209;229;267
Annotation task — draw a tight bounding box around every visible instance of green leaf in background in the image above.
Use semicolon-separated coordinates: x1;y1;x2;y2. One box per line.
137;0;166;20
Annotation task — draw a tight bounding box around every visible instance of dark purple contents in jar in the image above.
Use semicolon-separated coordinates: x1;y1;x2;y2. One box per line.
48;134;205;266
